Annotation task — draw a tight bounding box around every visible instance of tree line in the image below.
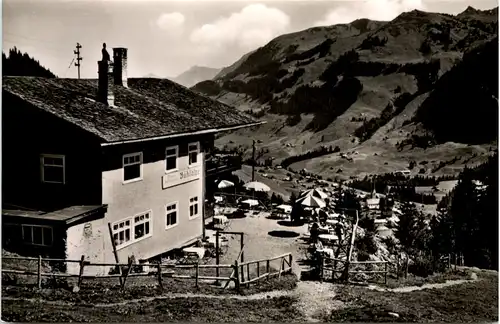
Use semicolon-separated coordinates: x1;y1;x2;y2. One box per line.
394;154;498;275
3;47;56;78
281;145;340;168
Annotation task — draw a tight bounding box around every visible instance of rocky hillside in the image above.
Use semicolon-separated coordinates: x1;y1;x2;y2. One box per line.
173;65;221;88
192;7;498;179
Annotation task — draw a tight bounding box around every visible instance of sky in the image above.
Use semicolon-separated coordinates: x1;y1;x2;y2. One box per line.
3;0;498;78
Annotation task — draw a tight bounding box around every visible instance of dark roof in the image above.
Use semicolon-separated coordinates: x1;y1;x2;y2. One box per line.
3;205;107;225
3;77;260;143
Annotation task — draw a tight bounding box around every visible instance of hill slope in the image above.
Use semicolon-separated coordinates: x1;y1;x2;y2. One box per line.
173;66;221;88
192;7;498;179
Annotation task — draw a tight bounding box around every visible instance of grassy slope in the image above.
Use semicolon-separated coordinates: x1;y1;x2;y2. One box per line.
2;270;497;322
325;269;498;322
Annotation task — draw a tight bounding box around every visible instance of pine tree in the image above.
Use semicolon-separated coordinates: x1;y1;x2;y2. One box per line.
395;202;431;274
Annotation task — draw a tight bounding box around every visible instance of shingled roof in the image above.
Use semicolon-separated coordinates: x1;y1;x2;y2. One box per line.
3;76;261;143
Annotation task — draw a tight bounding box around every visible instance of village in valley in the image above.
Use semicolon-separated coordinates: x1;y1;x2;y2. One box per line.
1;0;498;322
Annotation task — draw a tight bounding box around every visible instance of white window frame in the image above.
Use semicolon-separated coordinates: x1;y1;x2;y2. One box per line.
122;152;143;184
189;196;200;219
165;145;178;173
132;210;153;242
40;154;66;184
21;224;53;247
165;201;179;230
111;218;133;249
112;210;153;250
188;142;200;166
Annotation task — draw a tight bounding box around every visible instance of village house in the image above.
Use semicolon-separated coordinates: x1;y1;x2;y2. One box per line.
2;47;261;274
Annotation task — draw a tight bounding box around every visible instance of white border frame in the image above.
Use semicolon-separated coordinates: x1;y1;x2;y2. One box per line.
21;224;54;247
165;145;179;174
188;195;200;220
40;154;66;184
188;142;200;167
165;201;179;230
122;152;143;184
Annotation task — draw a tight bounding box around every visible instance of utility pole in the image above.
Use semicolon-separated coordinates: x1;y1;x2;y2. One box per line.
74;43;82;79
251;140;256;181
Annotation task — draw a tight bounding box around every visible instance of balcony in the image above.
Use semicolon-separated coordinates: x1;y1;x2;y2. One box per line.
206;154;242;177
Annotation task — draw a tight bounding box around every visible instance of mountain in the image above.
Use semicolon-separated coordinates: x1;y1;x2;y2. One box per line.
144;73;160;78
192;7;498;180
3;47;56;78
173;66;222;88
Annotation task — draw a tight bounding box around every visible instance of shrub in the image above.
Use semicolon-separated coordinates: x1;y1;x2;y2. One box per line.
408;256;435;277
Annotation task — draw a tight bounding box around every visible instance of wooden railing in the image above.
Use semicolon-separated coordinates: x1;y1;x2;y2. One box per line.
321;257;390;284
236;253;293;287
2;252;294;292
2;255;234;290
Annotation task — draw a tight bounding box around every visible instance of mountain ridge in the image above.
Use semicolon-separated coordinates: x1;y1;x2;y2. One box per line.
173;65;222;88
191;6;498;180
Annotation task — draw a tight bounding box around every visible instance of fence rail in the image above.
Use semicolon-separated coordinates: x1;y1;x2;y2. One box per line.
2;252;294;292
322;258;390;283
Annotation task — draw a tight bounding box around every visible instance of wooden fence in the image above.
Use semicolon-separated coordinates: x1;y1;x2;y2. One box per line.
2;252;294;292
321;257;390;284
236;253;293;288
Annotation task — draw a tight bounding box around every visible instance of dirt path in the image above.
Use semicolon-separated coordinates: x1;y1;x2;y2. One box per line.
2;275;481;322
293;281;345;322
366;278;476;293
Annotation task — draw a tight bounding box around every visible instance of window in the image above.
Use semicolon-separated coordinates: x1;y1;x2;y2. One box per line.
165;146;178;172
166;202;178;229
112;219;132;247
41;154;65;184
123;152;143;183
189;196;199;218
134;211;151;240
112;211;152;248
188;142;200;166
22;225;53;246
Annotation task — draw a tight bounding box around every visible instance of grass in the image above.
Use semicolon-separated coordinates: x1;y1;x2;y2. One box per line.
324;269;498;323
2;296;303;322
1;272;298;305
383;268;471;289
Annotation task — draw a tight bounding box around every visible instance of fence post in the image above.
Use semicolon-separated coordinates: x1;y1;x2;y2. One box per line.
121;257;133;290
448;254;451;269
246;263;250;288
266;260;270;280
396;255;399;280
257;261;260;285
384;262;388;285
37;255;42;289
278;258;284;280
234;260;240;293
215;231;220;285
321;256;325;282
157;263;163;290
78;255;85;289
289;254;293;274
195;260;199;288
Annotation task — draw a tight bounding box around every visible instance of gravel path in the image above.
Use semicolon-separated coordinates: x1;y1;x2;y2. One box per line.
366;278;476;293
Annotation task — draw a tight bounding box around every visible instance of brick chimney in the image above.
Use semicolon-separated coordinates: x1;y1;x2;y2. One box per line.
97;60;115;106
113;48;128;87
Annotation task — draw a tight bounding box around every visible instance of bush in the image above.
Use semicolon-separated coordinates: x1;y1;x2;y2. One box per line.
409;256;435;277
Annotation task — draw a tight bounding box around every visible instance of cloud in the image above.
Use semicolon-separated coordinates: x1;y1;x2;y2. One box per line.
189;4;290;53
314;0;426;26
156;12;185;31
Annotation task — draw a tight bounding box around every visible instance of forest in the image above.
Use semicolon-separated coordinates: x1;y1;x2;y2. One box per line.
3;47;56;78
